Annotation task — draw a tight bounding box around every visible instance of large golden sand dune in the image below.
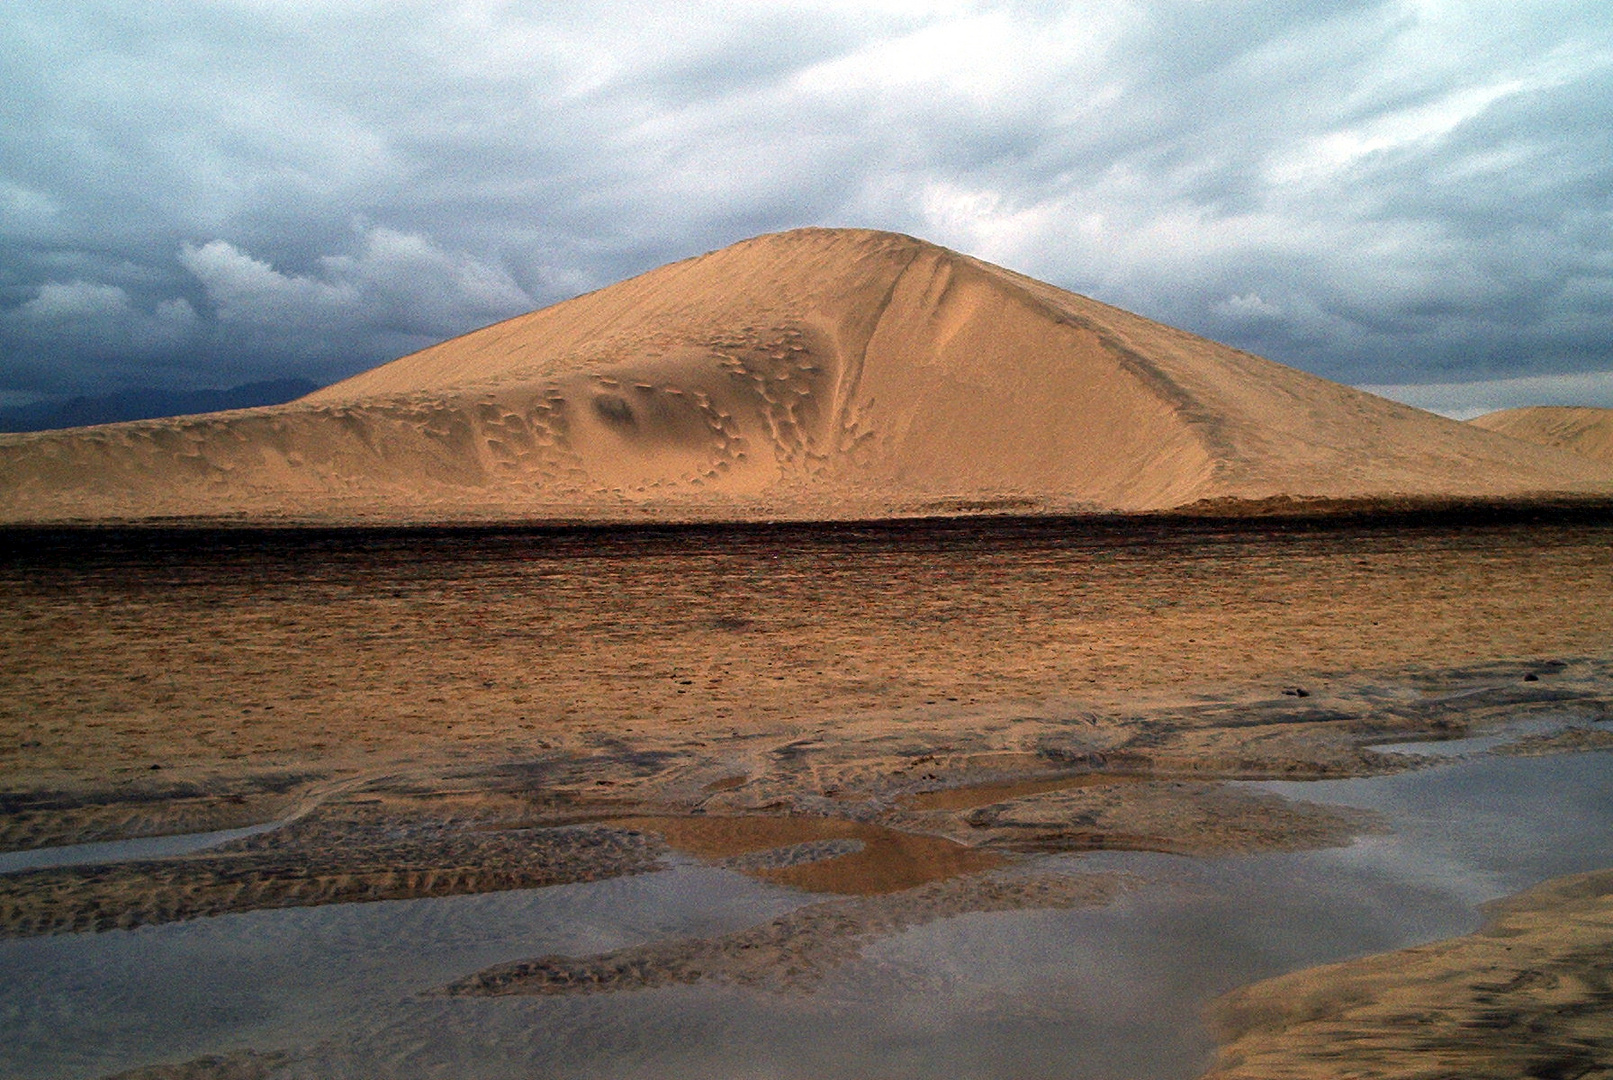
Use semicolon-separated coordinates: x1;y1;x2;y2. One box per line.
1469;405;1613;466
2;228;1609;523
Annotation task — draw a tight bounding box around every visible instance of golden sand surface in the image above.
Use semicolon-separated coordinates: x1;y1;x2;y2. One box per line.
3;232;1611;1080
3;515;1609;803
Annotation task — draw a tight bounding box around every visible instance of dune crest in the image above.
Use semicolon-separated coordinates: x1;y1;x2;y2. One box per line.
1468;405;1613;465
2;228;1609;523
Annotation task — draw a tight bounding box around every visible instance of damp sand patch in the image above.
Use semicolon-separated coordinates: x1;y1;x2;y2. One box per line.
900;771;1152;812
887;779;1376;857
611;814;1004;895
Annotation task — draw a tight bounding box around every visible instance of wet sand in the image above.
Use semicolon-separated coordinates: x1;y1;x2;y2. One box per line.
0;815;662;939
444;868;1132;997
0;514;1605;932
20;748;1610;1080
1;511;1611;1077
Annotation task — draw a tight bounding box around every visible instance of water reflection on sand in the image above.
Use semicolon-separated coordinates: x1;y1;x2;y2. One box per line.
1;750;1610;1080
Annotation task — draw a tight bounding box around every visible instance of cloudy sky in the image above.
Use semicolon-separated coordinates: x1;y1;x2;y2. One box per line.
3;0;1610;416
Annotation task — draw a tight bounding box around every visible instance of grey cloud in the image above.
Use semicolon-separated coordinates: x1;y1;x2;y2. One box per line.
1;0;1610;405
961;4;1613;384
0;280;200;394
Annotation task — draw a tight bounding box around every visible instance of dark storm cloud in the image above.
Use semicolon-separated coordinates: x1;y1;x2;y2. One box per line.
1;0;1610;412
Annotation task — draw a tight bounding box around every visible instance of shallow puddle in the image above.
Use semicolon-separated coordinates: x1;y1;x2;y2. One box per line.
0;817;292;876
1;750;1610;1080
1367;710;1585;759
614;814;1004;894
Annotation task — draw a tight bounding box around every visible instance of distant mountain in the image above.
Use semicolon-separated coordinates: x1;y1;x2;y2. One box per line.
1;228;1610;524
0;378;320;433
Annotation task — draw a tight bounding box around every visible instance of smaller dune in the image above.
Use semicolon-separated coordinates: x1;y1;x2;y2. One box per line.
1469;405;1613;465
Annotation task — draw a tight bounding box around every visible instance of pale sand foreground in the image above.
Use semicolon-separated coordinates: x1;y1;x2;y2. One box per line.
3;230;1610;524
1205;866;1613;1079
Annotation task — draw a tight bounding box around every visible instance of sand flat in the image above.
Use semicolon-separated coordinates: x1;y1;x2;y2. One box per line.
3;515;1610;800
0;517;1611;1079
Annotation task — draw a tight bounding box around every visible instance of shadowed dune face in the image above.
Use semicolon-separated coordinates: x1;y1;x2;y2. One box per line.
1470;406;1613;465
2;229;1610;523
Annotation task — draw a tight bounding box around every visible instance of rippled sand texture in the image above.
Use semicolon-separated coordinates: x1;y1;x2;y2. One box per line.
3;230;1609;524
0;815;662;938
4;517;1611;802
1205;867;1613;1079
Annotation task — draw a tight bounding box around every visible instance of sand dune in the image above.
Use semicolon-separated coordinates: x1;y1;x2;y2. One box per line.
1469;405;1613;465
2;228;1609;523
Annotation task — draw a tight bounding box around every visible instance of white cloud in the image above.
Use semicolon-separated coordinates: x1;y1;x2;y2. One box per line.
0;182;62;237
154;297;199;325
180;240;359;328
915;181;1062;267
1;280;202;375
1217;293;1284;321
18;281;135;322
1269;77;1534;185
323;227;534;333
178;226;535;359
792;8;1121;108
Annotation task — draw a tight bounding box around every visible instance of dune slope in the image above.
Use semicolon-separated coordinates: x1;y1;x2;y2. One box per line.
2;229;1609;523
1469;405;1613;465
